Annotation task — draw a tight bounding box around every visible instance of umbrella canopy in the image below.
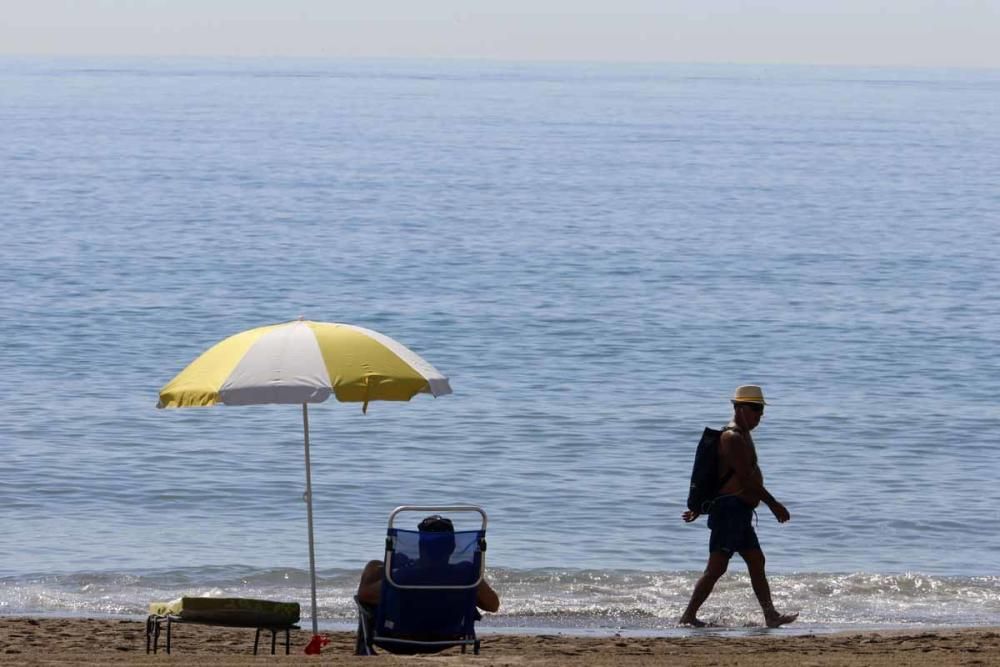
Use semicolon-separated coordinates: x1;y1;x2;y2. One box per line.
158;319;451;410
157;319;451;648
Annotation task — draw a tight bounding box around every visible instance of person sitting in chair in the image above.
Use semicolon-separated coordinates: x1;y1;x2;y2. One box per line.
356;514;500;613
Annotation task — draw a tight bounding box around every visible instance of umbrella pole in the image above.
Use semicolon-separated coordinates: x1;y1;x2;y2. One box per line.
302;402;319;637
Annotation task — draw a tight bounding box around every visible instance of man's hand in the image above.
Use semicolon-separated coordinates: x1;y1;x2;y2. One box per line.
769;501;790;523
682;510;700;523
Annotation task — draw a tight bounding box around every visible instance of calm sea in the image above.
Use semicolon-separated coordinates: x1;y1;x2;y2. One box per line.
1;57;999;633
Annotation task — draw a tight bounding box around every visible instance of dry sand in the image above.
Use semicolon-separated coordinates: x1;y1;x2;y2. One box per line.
1;617;998;665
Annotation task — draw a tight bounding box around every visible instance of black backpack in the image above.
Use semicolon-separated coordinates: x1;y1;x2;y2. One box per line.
686;426;736;513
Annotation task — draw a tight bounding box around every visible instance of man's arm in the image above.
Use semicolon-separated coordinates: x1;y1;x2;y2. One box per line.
357;560;384;605
758;487;790;522
720;431;790;523
476;579;500;613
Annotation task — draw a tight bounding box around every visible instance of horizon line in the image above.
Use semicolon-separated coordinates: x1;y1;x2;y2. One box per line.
2;52;999;73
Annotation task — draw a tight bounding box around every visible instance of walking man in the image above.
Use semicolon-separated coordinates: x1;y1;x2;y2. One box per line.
679;385;797;628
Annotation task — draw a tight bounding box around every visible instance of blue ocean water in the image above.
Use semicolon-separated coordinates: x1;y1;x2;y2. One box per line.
1;57;999;632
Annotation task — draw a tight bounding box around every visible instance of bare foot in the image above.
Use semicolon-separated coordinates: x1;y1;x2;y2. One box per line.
678;616;707;627
765;612;798;628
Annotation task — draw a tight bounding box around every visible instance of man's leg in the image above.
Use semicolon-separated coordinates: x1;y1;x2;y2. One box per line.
738;549;797;628
355;560;383;656
679;551;731;626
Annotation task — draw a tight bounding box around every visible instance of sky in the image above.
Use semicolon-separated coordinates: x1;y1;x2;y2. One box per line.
1;0;999;69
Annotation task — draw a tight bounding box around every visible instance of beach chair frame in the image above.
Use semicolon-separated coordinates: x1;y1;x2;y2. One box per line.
356;505;488;656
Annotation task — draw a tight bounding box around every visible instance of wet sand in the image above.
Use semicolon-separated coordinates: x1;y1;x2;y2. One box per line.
1;617;998;665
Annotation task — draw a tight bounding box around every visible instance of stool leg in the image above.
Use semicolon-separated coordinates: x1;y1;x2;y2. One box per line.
285;628;291;655
165;617;172;654
254;627;261;655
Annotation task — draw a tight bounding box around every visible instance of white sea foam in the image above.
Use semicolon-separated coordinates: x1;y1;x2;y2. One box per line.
2;567;998;633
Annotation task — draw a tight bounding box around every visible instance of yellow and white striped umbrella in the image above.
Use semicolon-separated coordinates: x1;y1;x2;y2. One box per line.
158;319;451;411
156;319;451;646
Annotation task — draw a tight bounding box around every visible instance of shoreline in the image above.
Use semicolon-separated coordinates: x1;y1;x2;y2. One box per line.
6;611;981;639
2;617;999;665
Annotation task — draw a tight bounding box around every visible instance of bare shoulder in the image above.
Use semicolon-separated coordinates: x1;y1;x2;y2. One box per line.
719;427;749;453
720;427;747;444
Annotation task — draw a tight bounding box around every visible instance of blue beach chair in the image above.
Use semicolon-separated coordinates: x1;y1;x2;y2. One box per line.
355;505;488;655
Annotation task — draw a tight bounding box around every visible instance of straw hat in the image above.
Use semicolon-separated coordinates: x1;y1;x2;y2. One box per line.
731;385;767;405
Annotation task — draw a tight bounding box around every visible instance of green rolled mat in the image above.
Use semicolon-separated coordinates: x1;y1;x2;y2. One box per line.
149;597;300;627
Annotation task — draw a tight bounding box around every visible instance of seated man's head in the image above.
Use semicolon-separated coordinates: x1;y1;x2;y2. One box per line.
417;514;456;564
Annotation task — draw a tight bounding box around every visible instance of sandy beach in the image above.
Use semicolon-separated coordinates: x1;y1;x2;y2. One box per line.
1;617;998;665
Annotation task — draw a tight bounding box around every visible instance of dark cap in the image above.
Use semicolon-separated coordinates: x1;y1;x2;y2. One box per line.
417;515;454;533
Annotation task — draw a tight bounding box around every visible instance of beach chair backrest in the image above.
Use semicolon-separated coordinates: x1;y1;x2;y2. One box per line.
375;506;487;642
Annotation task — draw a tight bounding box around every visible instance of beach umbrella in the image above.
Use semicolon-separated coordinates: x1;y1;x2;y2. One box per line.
157;318;451;650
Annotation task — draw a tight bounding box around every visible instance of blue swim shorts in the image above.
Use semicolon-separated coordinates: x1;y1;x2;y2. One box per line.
707;496;760;555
